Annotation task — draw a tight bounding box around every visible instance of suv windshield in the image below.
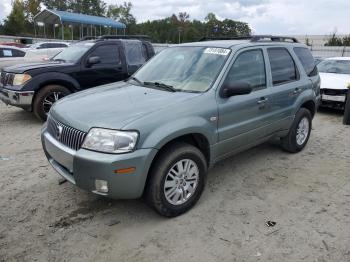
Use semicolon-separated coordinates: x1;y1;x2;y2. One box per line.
132;46;231;92
317;59;350;74
52;42;94;63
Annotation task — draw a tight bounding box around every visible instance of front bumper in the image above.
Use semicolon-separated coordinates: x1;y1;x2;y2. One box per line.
0;86;33;110
320;89;348;109
41;127;158;199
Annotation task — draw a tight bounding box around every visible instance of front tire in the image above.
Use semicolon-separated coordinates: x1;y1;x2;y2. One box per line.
281;108;312;153
33;85;71;121
145;142;207;217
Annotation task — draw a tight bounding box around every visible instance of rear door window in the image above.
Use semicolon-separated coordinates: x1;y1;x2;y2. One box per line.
124;41;146;65
267;48;299;85
294;47;317;76
2;49;13;57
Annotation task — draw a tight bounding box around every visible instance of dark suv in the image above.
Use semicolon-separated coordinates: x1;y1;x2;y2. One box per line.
0;38;154;120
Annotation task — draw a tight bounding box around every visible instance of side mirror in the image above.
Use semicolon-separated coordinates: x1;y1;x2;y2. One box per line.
220;81;252;98
87;56;101;67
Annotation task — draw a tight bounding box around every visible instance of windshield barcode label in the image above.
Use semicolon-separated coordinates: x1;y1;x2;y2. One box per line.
204;48;230;56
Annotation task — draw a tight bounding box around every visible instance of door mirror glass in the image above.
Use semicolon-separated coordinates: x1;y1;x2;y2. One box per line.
87;56;101;66
221;81;252;98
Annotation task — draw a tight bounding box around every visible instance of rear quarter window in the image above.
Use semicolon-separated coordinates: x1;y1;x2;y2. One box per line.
294;47;317;76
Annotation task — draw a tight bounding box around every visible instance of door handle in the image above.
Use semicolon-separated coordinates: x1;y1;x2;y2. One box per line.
257;97;269;104
293;88;302;95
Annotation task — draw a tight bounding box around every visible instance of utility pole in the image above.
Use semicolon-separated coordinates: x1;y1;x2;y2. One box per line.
178;27;183;44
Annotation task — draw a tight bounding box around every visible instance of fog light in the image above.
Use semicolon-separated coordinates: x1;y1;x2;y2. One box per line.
95;179;108;193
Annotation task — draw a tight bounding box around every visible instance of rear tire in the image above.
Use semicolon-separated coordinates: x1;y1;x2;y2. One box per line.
33;85;71;121
145;142;207;217
281;108;312;153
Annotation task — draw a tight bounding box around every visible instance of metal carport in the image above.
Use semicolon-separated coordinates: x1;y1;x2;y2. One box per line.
33;9;126;40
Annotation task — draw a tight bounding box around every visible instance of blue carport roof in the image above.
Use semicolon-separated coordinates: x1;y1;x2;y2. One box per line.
34;9;126;29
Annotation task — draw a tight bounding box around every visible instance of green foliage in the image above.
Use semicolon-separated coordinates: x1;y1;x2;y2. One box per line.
2;0;251;43
41;0;70;11
24;0;41;22
3;0;27;36
70;0;106;16
341;35;350;46
130;12;251;43
324;31;350;46
107;1;136;29
41;0;106;15
305;37;311;46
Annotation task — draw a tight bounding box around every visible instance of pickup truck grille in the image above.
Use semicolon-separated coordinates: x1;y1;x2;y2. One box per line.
47;116;87;151
0;72;14;86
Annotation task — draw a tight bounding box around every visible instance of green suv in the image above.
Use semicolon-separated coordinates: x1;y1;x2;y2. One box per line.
41;36;320;217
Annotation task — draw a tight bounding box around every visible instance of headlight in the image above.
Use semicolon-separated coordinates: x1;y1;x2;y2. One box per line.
13;74;32;85
82;128;138;154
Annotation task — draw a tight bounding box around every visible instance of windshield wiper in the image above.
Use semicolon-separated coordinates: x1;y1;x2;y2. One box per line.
129;76;144;85
144;81;177;92
53;58;66;62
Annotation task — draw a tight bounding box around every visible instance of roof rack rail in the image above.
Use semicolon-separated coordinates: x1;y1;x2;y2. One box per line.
79;36;97;41
199;36;252;41
97;35;151;41
250;35;299;43
199;35;299;43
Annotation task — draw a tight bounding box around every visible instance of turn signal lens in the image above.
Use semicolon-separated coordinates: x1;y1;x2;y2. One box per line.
13;74;32;85
114;167;136;174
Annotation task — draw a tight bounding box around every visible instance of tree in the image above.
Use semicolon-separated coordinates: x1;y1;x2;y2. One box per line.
203;13;250;38
70;0;106;16
24;0;41;22
305;37;311;46
107;1;136;32
41;0;70;11
3;0;27;36
343;35;350;46
131;12;251;43
178;12;189;23
325;31;343;46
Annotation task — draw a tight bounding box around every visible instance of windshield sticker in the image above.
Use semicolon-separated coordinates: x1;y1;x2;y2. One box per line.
204;48;230;56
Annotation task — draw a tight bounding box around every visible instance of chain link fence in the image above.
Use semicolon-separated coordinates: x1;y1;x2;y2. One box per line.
309;45;350;58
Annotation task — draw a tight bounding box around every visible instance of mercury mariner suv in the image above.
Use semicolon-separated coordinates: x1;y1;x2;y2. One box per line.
41;35;320;217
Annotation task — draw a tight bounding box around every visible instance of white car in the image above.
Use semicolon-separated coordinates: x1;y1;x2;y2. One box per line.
0;45;26;58
0;48;64;70
27;42;70;50
318;57;350;109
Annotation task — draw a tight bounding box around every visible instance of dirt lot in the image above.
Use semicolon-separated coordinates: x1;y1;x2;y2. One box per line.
0;102;350;262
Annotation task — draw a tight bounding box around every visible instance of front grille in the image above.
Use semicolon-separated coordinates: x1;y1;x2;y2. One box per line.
0;71;14;86
47;116;87;151
321;88;348;96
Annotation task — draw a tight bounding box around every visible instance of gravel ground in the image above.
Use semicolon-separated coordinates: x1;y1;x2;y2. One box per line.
0;102;350;262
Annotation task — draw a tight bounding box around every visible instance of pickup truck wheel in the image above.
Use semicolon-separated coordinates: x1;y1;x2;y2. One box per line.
281;108;312;153
145;142;207;217
33;85;71;121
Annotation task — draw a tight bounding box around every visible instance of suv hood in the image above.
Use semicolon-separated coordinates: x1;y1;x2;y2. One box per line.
4;61;74;74
319;72;350;90
51;82;202;132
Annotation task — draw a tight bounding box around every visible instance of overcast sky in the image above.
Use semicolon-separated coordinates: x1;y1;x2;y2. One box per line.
1;0;349;35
